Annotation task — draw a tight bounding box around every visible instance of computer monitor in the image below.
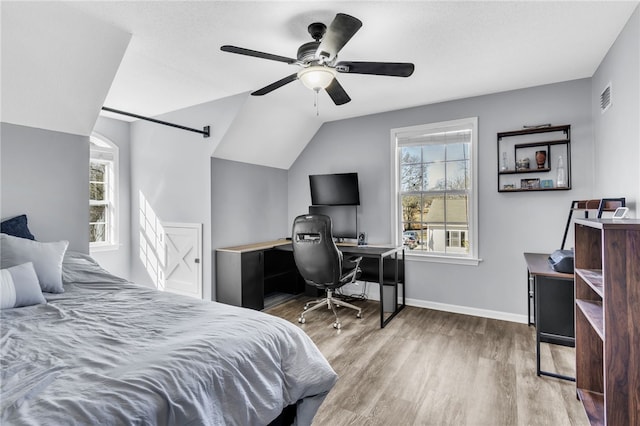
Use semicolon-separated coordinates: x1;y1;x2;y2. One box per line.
309;173;360;206
308;205;357;240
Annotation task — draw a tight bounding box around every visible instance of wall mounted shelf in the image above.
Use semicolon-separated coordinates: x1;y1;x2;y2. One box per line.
497;125;571;192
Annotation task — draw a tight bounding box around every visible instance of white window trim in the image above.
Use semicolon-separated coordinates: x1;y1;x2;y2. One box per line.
90;133;119;252
390;117;481;266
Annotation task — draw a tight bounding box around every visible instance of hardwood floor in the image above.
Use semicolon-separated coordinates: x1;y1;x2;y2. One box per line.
266;297;589;426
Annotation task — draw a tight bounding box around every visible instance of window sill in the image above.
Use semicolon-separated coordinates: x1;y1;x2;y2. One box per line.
90;243;120;253
404;252;482;266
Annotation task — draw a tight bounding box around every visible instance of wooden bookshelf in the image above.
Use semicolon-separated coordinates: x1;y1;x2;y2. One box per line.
574;218;640;426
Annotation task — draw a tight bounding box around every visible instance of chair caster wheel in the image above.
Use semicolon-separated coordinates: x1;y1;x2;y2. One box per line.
356;312;362;319
333;322;342;329
298;317;306;324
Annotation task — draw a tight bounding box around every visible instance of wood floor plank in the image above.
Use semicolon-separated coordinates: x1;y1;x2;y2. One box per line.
465;357;518;425
265;297;590;425
415;388;468;425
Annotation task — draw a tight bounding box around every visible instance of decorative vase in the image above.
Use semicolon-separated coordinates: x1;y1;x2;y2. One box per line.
535;150;547;169
500;151;508;171
557;155;567;187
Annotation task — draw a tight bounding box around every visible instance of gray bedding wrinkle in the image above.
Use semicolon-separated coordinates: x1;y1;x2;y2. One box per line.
1;255;337;425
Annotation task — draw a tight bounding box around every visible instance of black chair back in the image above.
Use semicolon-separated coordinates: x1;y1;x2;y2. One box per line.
292;214;343;288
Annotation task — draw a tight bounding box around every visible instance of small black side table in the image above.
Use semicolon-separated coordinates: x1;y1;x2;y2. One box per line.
524;252;575;382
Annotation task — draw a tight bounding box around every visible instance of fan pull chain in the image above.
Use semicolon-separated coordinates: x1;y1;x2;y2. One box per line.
314;89;320;116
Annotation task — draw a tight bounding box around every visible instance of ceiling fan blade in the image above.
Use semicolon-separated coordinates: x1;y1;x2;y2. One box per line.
316;13;362;62
221;45;297;64
325;78;351;105
251;73;299;96
335;61;415;77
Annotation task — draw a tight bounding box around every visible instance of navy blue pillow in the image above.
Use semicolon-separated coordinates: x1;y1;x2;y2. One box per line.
1;215;35;240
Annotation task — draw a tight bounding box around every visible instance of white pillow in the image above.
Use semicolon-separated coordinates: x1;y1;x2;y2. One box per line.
0;262;46;309
0;233;68;293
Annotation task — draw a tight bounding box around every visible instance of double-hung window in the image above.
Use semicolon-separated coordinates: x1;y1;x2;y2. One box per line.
391;117;479;264
89;134;118;250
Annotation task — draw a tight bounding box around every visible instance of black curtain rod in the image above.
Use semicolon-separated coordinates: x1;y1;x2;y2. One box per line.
102;106;210;138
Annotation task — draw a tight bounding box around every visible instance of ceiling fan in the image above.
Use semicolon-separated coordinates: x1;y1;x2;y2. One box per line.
221;13;415;105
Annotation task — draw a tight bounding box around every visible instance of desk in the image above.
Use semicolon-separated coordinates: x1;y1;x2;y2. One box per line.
524;253;575;382
216;240;299;311
216;241;405;328
277;243;406;328
346;245;405;328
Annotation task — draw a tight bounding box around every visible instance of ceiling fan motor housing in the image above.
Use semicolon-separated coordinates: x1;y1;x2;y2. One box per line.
297;41;321;63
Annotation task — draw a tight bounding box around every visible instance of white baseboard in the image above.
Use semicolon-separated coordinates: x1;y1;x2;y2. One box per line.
404;298;528;324
348;282;528;324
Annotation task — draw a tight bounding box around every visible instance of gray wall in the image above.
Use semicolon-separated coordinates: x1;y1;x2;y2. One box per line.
288;79;594;321
91;116;131;279
128;93;247;300
592;4;640;213
211;158;288;249
1;123;89;252
211;158;289;299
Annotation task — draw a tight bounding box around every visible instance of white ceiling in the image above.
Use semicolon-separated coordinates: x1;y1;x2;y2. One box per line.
64;1;638;121
2;1;638;168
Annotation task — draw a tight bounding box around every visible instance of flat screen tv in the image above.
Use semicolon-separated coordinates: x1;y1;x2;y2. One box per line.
309;172;360;206
308;205;357;240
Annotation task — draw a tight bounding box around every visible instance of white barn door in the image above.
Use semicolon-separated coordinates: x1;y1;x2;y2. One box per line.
162;222;202;299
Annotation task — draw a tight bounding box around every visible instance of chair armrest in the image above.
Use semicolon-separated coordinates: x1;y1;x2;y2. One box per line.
341;256;363;284
344;255;363;265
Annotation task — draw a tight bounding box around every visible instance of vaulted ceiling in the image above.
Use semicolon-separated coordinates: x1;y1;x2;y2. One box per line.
2;1;638;168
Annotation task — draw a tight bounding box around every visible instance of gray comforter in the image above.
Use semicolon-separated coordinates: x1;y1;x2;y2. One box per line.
1;253;337;425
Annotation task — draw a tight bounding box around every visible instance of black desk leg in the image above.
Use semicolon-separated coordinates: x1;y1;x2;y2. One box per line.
528;270;534;326
536;331;576;382
400;250;405;307
379;257;384;328
380;250;406;328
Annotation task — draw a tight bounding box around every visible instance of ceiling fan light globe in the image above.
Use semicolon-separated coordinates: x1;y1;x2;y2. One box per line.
297;66;336;91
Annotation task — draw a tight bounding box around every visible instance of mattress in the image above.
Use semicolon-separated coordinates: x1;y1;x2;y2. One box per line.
0;252;337;425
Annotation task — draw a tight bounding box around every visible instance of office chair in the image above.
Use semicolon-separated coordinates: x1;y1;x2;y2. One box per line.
292;214;362;329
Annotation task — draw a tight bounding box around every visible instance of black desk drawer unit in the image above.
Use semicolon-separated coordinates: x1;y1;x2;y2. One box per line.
535;275;575;347
216;241;303;311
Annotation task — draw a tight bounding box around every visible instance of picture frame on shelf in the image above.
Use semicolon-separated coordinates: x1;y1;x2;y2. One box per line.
520;178;540;190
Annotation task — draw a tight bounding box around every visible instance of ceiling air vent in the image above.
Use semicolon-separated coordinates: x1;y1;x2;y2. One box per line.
600;82;612;113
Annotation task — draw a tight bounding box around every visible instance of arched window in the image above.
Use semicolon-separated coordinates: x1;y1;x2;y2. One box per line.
89;134;118;250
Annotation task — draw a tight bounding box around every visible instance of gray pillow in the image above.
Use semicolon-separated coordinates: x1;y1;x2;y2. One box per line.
0;233;68;293
0;262;46;309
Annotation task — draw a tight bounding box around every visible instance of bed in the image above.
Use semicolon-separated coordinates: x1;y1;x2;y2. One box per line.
0;226;337;425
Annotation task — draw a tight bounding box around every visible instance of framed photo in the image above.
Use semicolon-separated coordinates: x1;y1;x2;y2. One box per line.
540;179;554;188
520;178;540;189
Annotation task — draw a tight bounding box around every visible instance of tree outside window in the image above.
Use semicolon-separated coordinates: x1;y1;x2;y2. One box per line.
89;135;118;249
392;118;478;262
90;161;108;243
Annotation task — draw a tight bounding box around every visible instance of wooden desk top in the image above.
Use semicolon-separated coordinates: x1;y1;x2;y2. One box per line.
217;240;290;253
338;244;402;258
524;252;574;279
218;240;401;257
